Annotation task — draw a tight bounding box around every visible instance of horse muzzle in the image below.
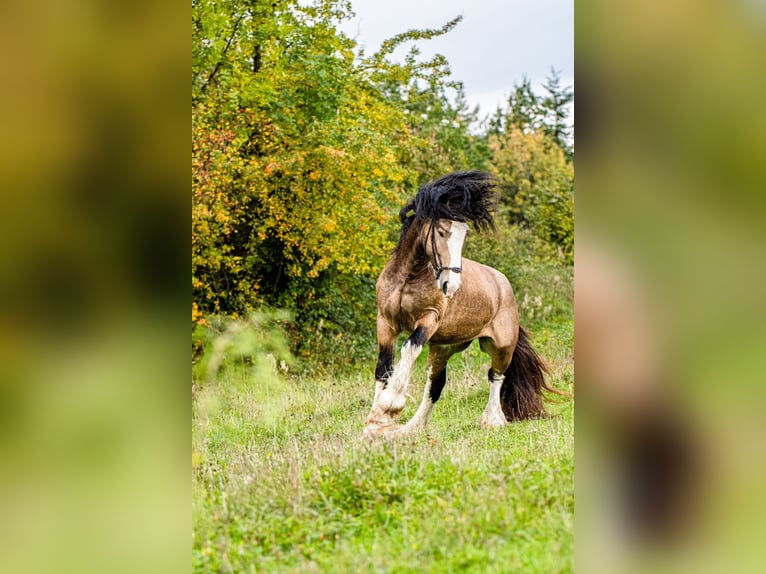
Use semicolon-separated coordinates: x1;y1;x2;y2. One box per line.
440;274;461;298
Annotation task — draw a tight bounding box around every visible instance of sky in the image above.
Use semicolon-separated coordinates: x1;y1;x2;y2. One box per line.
339;0;574;121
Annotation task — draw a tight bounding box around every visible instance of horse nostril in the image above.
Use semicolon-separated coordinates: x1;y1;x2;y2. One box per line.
442;282;449;295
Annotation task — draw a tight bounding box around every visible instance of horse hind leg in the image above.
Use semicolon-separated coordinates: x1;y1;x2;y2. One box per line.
479;337;515;428
481;367;509;428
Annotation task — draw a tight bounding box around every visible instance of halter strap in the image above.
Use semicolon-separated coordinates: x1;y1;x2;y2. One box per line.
432;263;463;277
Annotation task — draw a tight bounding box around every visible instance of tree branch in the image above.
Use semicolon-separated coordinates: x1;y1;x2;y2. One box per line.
200;11;246;94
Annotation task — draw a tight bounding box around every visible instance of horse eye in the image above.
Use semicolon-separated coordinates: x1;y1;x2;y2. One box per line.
438;231;445;237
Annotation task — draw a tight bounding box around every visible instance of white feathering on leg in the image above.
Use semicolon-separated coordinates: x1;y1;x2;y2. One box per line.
376;341;420;414
401;367;436;433
480;371;508;428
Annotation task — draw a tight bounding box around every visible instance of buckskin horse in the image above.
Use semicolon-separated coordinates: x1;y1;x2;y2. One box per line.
364;171;561;438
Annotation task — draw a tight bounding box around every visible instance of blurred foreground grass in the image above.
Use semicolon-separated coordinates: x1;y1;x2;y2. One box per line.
576;1;766;572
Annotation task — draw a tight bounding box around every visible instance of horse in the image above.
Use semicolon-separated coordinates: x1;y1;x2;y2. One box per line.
364;171;560;439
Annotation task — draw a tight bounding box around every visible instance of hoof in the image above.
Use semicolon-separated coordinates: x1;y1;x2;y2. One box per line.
480;413;509;429
364;422;428;442
363;421;401;440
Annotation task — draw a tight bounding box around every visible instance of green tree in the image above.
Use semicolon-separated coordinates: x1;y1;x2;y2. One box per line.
401;80;489;178
506;76;544;133
489;127;573;263
488;73;574;263
540;68;574;159
192;0;410;316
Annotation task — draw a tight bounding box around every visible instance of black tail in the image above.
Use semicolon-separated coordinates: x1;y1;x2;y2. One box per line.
500;325;566;421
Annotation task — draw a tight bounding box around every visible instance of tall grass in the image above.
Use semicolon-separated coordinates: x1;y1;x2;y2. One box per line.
192;315;573;572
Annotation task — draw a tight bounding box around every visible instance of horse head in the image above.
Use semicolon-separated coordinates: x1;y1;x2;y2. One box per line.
421;219;469;298
396;171;498;298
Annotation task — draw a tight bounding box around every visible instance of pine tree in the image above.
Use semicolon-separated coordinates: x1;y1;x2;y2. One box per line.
506;76;542;133
541;68;574;159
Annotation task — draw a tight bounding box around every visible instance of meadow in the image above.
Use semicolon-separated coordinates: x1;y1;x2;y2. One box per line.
192;7;574;567
192;318;573;573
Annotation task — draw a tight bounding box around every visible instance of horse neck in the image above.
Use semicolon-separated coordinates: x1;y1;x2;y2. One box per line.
384;222;429;283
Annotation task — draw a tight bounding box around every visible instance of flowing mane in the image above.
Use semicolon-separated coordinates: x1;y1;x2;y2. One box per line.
396;171;499;250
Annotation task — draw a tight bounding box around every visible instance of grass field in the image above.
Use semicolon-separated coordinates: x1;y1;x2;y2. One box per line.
192;322;573;573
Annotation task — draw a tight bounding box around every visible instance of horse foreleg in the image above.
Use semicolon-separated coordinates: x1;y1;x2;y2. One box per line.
399;366;442;433
365;316;402;433
365;325;430;433
375;328;426;415
371;343;394;406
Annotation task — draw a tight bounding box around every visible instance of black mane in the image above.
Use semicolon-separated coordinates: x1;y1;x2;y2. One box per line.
396;171;498;249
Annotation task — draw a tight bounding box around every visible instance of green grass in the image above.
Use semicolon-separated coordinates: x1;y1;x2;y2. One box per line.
192;324;573;573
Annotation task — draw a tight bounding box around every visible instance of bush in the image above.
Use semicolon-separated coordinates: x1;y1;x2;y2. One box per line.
489;128;574;264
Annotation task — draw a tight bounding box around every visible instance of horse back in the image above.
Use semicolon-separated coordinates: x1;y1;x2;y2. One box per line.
427;258;516;343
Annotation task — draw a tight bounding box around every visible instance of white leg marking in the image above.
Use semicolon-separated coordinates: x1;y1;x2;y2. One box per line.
376;341;421;414
365;341;424;434
372;378;385;404
481;371;508;428
401;368;436;433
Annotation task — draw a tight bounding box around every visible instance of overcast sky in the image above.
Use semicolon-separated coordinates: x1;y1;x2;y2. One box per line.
339;0;573;121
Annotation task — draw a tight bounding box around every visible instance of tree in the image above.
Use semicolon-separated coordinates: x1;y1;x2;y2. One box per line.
489;127;573;262
506;76;544;133
192;0;410;316
540;68;574;159
488;75;574;263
